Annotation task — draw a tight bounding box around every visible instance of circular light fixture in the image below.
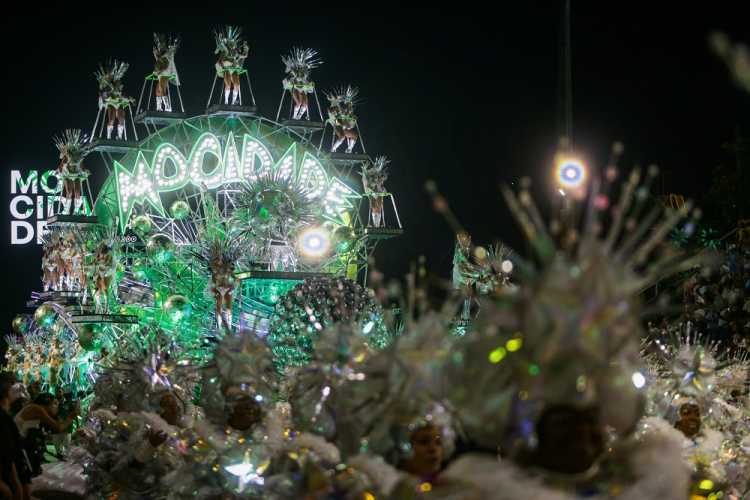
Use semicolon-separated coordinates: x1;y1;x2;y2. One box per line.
299;227;331;257
556;158;586;188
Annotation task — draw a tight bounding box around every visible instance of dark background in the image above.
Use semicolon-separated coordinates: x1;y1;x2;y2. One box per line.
1;1;749;349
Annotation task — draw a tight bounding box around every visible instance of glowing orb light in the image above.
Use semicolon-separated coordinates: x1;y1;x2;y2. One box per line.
34;305;57;328
12;315;30;334
330;225;357;254
556;158;586;188
162;295;193;324
632;371;646;389
299;228;330;257
146;233;176;263
169;200;191;220
131;215;152;234
77;324;105;352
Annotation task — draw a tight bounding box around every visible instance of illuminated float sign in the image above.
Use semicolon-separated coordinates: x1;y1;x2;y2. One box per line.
9;170;92;244
114;132;359;232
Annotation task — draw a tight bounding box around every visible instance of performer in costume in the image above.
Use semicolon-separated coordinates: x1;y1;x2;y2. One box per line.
91;242;117;313
54;129;91;215
214;26;248;105
40;232;58;292
639;336;743;497
58;235;76;291
437;165;696;499
281;48;321;120
95;60;135;140
452;234;477;320
325;84;360;153
361;156;390;228
193;233;242;332
164;329;288;498
152;33;180;112
82;326;198;500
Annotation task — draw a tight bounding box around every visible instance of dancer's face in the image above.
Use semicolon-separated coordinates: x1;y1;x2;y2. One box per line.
397;425;444;477
674;403;701;437
228;393;262;431
533;405;604;474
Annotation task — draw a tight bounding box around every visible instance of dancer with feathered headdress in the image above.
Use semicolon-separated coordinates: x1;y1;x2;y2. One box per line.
361;156;391;228
152;33;181;112
83;325;199;500
452;233;478;320
95;60;135;140
164;328;289;498
54;129;91;215
89;223;120;313
282;47;321;120
325;84;360;153
213;26;248;105
437;156;697;499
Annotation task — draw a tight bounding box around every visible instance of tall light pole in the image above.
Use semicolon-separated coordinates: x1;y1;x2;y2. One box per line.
554;0;578;226
556;0;572;149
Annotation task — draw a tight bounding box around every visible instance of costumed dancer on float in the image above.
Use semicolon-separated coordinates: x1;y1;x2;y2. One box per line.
91;239;117;314
639;336;747;497
325;84;360;153
82;325;198;500
194;236;241;332
255;323;392;498
214;26;248;105
361;156;390;228
95;60;135;140
282;47;321;120
152;33;180;112
54;129;91;215
327;313;464;498
437;163;697;499
70;234;88;302
452;233;477;320
164;328;289;498
40;232;59;292
58;233;79;291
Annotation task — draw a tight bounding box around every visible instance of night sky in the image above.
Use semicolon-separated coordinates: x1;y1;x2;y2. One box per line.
1;2;749;339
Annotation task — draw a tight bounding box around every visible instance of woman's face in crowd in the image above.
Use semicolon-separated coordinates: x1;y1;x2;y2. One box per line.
44;399;59;417
397;425;444;477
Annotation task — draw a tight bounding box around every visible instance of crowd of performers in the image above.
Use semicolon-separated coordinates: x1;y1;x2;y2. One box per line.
40;229;117;314
4;167;750;499
4;325;93;392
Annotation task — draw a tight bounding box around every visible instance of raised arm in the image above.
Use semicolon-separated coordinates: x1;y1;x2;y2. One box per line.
20;404;79;433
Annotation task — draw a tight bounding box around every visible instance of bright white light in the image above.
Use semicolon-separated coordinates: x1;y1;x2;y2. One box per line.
632;371;646;388
225;451;264;492
299;227;330;257
556;158;586;188
559;189;565;196
501;260;514;273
